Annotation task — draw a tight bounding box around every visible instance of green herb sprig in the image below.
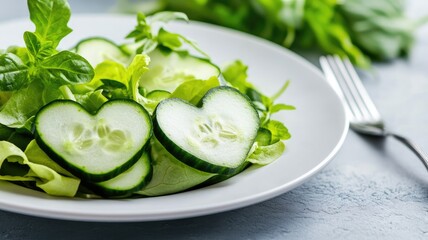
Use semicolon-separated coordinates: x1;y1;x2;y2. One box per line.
0;0;94;91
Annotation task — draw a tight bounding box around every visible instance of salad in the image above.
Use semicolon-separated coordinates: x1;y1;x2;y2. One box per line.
0;0;294;198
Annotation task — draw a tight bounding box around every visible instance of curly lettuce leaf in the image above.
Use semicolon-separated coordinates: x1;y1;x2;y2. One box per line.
0;141;80;197
247;141;286;165
24;140;73;177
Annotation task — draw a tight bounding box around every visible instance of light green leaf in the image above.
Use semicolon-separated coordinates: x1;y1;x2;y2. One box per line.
271;103;296;113
136;38;158;54
74;90;108;113
128;54;150;100
135;90;171;114
147;11;189;23
157;28;183;49
0;53;29;91
94;60;128;86
170;76;220;105
222;60;249;93
126;11;207;56
255;128;272;146
266;120;291;143
97;79;130;99
28;0;72;48
246;141;285;165
137;138;215;196
24;140;73;177
6;46;31;65
23;31;54;61
0;141;80;197
0;81;44;128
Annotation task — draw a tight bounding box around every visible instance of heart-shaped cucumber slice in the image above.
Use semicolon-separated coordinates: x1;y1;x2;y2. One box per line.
34;100;152;182
154;86;260;175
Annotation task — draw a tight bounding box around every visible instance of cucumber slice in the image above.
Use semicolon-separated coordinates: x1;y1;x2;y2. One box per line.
154;86;260;175
34;100;152;182
91;151;152;197
140;48;220;92
75;37;130;67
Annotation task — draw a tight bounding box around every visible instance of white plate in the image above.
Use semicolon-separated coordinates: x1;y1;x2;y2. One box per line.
0;15;348;221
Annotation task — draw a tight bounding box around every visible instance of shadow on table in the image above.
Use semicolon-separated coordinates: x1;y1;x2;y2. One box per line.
353;132;428;185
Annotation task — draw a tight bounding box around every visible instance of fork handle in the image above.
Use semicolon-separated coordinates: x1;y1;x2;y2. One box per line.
387;132;428;171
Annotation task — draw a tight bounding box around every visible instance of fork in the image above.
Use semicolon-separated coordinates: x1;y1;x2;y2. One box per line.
319;55;428;171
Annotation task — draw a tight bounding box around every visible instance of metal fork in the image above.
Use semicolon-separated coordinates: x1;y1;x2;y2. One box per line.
320;55;428;171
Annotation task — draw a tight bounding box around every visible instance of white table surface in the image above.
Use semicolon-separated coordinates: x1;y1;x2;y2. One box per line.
0;0;427;239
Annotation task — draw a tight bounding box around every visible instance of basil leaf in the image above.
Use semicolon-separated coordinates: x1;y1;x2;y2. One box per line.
28;0;72;48
38;51;94;85
0;53;29;91
23;31;54;61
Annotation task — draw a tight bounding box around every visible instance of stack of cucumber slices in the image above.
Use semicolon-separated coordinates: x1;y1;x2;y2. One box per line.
34;100;153;197
0;1;293;198
34;85;260;197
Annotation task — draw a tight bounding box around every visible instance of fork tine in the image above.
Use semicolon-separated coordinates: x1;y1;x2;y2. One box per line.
332;55;372;121
320;56;364;122
341;58;382;122
320;55;382;123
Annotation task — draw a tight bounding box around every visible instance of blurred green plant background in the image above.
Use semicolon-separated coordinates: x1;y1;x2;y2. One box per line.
118;0;428;67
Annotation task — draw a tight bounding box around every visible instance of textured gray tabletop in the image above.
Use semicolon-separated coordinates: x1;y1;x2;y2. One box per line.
0;0;427;239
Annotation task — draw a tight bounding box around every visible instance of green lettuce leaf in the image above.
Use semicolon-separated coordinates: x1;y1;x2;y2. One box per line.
137;138;216;196
266;120;291;143
24;140;73;177
170;76;220;105
246;141;286;165
74;90;108;113
0;141;80;197
0;124;33;151
222;60;249;93
128;54;150;100
0;81;44;128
